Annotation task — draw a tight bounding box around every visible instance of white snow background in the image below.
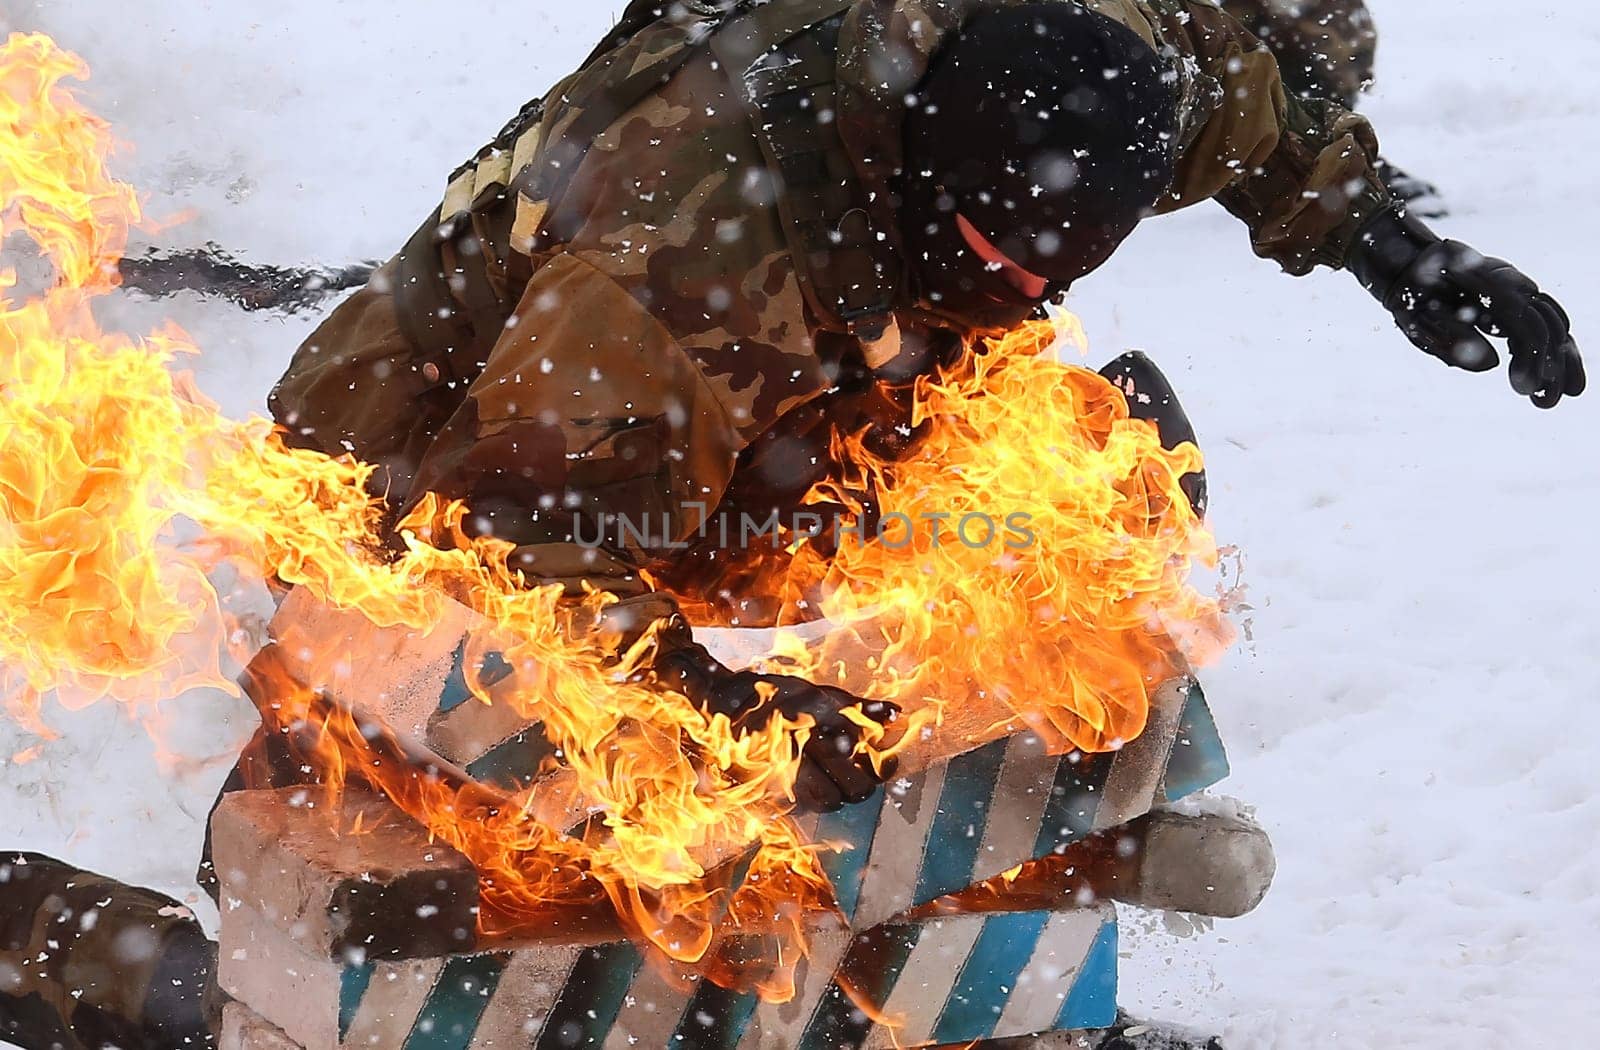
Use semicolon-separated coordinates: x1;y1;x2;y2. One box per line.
2;1;1597;1047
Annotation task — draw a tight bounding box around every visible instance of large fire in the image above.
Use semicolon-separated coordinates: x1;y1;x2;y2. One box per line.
724;320;1229;755
0;31;1228;996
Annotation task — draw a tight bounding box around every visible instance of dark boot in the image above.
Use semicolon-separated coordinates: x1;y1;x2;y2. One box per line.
0;854;216;1050
949;1013;1224;1048
1098;351;1208;518
1096;1011;1225;1050
1375;157;1448;218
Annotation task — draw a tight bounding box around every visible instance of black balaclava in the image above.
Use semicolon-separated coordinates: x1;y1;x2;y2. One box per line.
900;2;1179;326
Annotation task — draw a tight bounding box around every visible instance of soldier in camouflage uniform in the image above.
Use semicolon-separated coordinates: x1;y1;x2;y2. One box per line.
267;0;1578;666
4;1;1584;1046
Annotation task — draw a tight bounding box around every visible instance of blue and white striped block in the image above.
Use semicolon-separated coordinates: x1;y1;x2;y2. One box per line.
808;676;1229;931
271;592;1225;873
422;639;1229;935
322;901;1117;1050
268;591;1226;928
758;903;1118;1049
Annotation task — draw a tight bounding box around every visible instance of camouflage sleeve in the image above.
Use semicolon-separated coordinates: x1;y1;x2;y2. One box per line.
404;250;747;652
0;854;214;1049
1215;0;1378;106
1151;0;1392;275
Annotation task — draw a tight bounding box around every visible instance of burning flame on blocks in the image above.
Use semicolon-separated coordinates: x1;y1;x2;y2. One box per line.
0;31;1228;998
0;32;830;973
752;320;1230;754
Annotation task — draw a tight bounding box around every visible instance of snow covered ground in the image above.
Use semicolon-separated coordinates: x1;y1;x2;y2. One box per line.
3;1;1597;1047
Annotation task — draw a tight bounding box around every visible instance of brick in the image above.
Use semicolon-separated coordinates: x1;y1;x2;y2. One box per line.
211;787;478;962
465;947;586;1048
338;957;446;1049
812;674;1229;932
220;1002;304;1050
267;587;480;748
261;590;546;798
218;902;341;1050
738;902;1118;1049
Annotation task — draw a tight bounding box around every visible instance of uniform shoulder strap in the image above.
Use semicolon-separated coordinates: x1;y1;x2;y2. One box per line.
710;0;903;338
830;0;970;332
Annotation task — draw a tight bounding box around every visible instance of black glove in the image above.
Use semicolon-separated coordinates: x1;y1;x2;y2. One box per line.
654;643;899;813
1347;206;1585;408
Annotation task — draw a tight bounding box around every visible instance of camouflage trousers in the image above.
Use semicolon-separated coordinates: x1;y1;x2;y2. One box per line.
0;854;215;1050
1218;0;1378;107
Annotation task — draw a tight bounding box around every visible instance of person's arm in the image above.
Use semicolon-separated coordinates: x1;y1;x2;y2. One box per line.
1148;0;1583;407
1149;0;1391;275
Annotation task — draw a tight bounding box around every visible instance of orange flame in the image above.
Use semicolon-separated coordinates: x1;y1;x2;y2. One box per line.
0;31;834;974
687;318;1231;755
0;30;1229;995
0;33;223;730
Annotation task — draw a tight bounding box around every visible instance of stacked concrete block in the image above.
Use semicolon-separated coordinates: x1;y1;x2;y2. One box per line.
211;787;1119;1050
210;674;1234;1049
210;788;480;1050
805;677;1230;932
220;589;1247;1049
256;590;1231;920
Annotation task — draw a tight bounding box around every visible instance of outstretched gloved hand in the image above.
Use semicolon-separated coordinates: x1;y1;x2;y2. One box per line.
1347;207;1585;408
654;643;899;813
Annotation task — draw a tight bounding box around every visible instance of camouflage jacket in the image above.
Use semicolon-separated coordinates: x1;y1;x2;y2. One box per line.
272;0;1391;637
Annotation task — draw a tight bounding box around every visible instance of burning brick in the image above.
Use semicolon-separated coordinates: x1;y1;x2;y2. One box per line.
252;589;593;831
210;786;479;961
212;782;1126;1049
221;1002;301;1050
265;586;483;754
808;675;1229;931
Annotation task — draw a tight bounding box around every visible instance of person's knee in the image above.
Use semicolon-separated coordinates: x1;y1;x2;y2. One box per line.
0;855;217;1050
